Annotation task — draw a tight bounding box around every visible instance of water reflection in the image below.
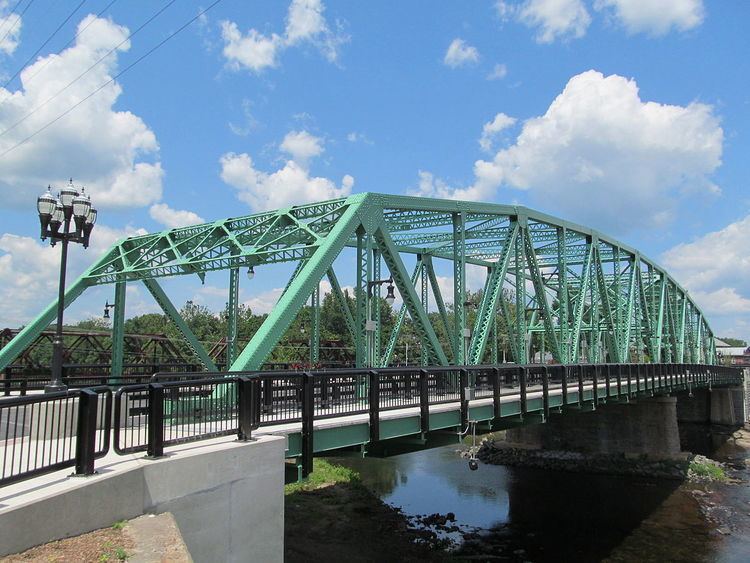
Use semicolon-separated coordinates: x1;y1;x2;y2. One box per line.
332;446;688;561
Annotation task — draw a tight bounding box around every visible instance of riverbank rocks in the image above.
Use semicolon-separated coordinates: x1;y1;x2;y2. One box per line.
478;440;691;479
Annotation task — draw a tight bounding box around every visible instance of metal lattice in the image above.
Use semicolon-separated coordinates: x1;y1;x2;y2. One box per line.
0;193;716;374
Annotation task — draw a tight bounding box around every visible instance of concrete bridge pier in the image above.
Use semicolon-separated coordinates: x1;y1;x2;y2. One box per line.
676;386;746;426
505;397;682;457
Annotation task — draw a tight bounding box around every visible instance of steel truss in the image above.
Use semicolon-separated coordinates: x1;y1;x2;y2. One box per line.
0;193;716;374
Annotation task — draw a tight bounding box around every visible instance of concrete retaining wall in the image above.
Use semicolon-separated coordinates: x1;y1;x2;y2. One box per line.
0;435;286;562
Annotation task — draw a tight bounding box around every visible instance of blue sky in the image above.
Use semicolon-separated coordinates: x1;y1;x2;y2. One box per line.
0;0;748;340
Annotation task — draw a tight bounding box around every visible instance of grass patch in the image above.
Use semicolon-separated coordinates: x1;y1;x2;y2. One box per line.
689;459;728;482
111;520;126;531
285;459;360;494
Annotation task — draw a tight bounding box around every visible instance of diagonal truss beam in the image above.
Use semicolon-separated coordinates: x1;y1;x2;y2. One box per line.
468;222;518;364
374;227;449;366
143;278;218;371
524;224;562;362
230;200;364;371
380;260;422;367
327;267;356;342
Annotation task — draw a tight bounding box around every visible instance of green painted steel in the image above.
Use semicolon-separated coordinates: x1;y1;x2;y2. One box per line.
230;196;366;370
311;283;320;364
0;192;717;370
143;278;218;372
326;267;356;342
110;281;126;379
452;212;466;364
227;267;239;368
380;260;422;367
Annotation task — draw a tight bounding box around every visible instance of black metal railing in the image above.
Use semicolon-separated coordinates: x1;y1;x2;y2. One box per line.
0;386;111;486
0;362;742;487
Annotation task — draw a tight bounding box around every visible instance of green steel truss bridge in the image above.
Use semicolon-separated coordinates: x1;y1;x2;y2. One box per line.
0;193;715;374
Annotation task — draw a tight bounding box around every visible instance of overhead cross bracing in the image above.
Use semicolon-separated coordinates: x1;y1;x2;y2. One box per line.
0;193;716;376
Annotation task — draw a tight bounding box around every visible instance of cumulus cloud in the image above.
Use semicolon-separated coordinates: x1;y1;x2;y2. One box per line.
0;224;147;326
594;0;704;35
280;130;324;162
498;0;591;43
487;63;508;81
0;6;21;55
219;130;354;211
443;38;480;68
0;15;163;209
662;214;750;316
412;70;723;233
149;203;205;229
479;113;516;152
221;0;347;73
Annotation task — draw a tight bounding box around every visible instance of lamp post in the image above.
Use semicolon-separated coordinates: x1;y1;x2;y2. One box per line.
366;277;395;366
37;180;96;392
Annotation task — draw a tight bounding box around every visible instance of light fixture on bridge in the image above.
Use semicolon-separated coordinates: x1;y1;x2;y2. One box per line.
103;300;116;320
36;179;97;393
384;283;396;306
368;276;396;306
247;266;255;280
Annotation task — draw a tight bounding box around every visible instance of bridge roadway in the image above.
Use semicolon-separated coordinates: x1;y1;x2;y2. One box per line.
0;363;741;489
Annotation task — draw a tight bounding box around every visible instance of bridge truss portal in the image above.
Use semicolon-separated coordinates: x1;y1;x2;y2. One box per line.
0;193;716;376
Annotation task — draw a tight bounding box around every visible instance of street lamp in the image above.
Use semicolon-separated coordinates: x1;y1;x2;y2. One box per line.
103;300;116;320
37;179;96;392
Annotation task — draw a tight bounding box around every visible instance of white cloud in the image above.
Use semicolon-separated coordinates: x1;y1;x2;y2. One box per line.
515;0;591;43
594;0;704;35
660;214;750;336
444;38;480;68
412;70;723;233
221;0;347;73
0;15;163;210
149;203;205;229
487;63;508;81
689;288;750;316
0;7;21;55
346;131;372;145
219;130;354;211
0;224;147;326
280;130;324;162
220;22;283;73
662;214;750;303
479;113;516;152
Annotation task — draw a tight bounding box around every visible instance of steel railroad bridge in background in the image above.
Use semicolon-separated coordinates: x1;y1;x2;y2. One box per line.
0;192;717;376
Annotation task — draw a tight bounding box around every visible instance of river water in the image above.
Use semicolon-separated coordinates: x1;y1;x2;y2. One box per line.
331;426;750;562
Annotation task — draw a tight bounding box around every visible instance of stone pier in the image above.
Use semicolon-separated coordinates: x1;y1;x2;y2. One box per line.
506;396;681;456
676;387;746;426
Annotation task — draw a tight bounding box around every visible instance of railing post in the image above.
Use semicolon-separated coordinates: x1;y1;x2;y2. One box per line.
577;365;584;408
419;369;430;434
542;366;550;420
460;368;469;430
605;364;611;400
301;372;314;478
75;389;98;476
520;367;528;419
561;365;569;407
591;365;598;408
238;376;258;441
147;383;165;458
626;364;632;398
262;378;273;414
492;367;501;419
369;371;380;443
635;363;641;394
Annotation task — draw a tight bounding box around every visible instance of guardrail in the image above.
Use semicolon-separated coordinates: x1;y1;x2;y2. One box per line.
0;363;743;487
